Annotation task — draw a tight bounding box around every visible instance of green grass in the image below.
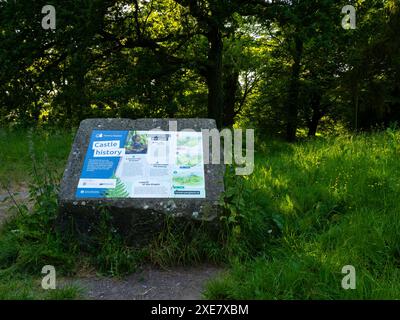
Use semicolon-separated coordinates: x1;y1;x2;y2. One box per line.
1;127;400;299
0;274;82;300
204;129;400;299
0;128;75;186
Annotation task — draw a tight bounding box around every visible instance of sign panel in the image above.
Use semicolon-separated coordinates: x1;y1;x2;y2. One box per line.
76;130;206;199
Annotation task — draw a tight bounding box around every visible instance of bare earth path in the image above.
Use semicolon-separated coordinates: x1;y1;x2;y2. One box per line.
0;187;223;300
0;186;30;225
63;266;221;300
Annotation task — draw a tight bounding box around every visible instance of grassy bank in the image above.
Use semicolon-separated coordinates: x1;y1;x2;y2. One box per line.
205;129;400;299
0;128;75;187
1;128;400;299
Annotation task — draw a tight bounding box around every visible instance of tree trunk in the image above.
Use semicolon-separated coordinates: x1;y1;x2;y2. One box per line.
223;69;239;127
71;51;88;123
206;25;224;129
286;36;303;142
307;92;323;137
307;109;322;137
31;83;40;123
353;82;359;131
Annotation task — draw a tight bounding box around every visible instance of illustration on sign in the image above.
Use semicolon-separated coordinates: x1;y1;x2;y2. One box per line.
76;130;206;198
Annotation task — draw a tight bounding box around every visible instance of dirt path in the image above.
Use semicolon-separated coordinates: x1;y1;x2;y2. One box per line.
0;186;30;225
63;265;221;300
0;187;223;300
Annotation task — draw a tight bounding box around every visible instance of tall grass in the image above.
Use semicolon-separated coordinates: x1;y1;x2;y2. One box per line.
2;127;400;299
0;127;75;186
205;129;400;299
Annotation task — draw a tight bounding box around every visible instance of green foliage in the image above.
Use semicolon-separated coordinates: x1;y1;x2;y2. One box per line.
0;161;78;275
1;1;399;135
2;128;400;299
205;130;400;299
0;127;75;184
147;216;223;267
0;174;142;281
0;271;82;300
87;207;146;277
220;168;278;259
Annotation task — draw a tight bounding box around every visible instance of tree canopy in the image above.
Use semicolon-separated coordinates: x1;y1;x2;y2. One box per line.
1;0;399;139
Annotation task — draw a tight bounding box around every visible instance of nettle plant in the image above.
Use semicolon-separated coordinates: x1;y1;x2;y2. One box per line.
219;165;281;258
220;167;247;236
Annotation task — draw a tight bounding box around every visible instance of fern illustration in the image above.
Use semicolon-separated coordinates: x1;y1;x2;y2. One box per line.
104;177;129;198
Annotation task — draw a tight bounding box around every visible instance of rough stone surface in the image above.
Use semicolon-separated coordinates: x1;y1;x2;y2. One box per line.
58;118;225;245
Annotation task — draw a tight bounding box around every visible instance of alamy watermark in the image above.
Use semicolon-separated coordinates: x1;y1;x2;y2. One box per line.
341;265;356;290
342;5;356;30
41;5;56;30
41;265;56;290
38;4;355;32
146;121;254;176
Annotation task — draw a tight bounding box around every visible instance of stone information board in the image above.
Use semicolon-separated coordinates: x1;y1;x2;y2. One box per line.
58;118;225;245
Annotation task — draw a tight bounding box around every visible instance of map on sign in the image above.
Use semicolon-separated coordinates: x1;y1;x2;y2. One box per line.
76;130;206;199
